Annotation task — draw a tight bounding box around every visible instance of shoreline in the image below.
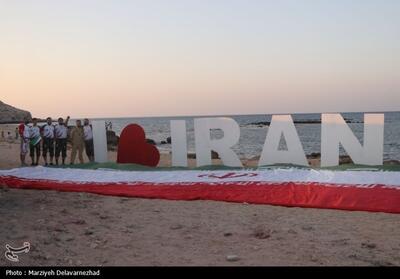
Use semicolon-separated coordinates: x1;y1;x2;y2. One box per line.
2;122;399;168
1;139;399;170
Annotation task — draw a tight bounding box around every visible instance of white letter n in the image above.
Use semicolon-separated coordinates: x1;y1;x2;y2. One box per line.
321;113;384;167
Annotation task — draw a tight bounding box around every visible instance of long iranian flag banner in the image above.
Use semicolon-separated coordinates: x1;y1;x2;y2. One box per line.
1;166;400;213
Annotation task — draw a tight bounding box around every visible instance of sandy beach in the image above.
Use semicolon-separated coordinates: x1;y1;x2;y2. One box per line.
1;125;400;266
1;187;399;266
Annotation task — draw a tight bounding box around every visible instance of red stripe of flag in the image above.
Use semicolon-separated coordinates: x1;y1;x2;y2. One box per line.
1;176;399;213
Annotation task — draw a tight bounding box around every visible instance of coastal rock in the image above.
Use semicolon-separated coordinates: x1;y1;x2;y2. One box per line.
106;130;119;150
307;152;321;159
339;156;353;165
246;119;324;127
383;160;400;165
245;118;362;128
106;130;119;146
146;138;156;145
294;120;321;124
186;151;220;159
212;151;220;159
0;101;32;124
247;121;270;127
306;153;357;165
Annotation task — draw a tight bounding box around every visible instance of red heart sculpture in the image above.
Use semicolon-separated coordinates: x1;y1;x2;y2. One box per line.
117;124;160;167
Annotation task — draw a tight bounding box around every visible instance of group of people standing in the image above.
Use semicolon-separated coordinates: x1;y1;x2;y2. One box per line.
19;117;94;167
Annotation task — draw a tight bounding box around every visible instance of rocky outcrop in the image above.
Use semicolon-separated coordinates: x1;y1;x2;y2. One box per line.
0;101;32;124
106;130;119;151
245;118;361;127
187;151;220;160
107;130;119;146
146;139;156;145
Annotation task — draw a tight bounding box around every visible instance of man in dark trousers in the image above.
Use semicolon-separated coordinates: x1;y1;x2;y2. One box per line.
83;118;94;162
55;116;70;165
29;118;41;166
42;117;55;166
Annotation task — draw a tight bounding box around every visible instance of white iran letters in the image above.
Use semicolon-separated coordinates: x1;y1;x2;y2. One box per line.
170;114;385;167
91;113;385;167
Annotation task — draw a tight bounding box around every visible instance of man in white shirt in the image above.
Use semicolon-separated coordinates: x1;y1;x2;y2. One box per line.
29;118;41;166
42;117;55;166
55;116;70;165
83;118;94;162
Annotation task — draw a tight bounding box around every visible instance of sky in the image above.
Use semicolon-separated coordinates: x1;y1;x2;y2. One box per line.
0;0;399;118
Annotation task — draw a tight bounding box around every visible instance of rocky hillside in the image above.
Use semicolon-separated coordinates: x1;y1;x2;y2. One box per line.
0;101;32;124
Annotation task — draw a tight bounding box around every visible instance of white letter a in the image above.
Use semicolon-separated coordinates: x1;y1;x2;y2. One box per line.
259;115;308;167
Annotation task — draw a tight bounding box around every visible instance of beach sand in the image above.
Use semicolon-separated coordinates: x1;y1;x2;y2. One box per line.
0;126;399;266
1;187;399;266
